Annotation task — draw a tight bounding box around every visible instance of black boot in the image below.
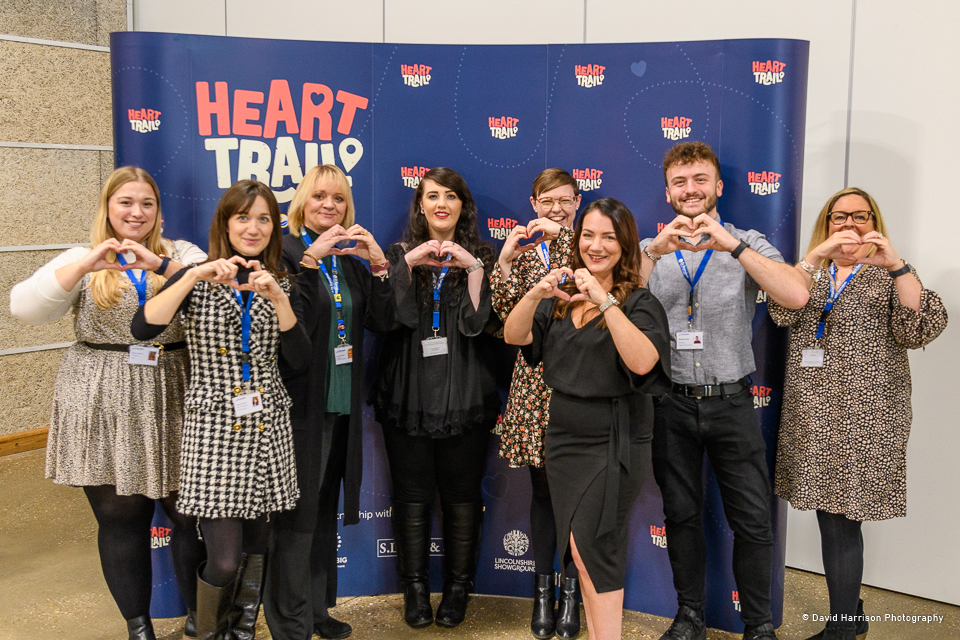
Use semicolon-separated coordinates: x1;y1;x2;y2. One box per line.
393;501;434;628
531;573;556;639
805;599;868;640
231;553;266;640
197;564;236;640
820;628;857;640
183;609;197;638
555;576;581;639
658;605;705;640
435;502;483;628
126;615;157;640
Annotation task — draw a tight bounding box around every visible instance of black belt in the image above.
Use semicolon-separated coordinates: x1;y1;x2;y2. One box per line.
84;341;187;352
672;377;747;398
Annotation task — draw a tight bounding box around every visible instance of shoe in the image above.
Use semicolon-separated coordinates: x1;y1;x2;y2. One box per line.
554;577;580;639
315;616;353;639
393;501;434;628
197;563;236;640
126;615;157;640
184;609;197;638
819;628;857;640
743;622;778;640
805;600;869;640
531;573;556;639
231;553;266;640
435;502;483;628
659;605;706;640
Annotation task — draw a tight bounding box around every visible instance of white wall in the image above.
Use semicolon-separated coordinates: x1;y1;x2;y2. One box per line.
133;0;959;604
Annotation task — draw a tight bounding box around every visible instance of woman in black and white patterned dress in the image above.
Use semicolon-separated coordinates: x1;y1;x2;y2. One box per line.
133;180;309;640
10;167;207;640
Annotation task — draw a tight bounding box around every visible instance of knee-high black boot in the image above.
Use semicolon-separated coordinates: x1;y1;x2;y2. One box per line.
393;501;434;628
197;563;236;640
231;554;266;640
435;502;483;628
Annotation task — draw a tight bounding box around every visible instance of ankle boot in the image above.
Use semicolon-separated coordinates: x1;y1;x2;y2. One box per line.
393;501;434;628
555;576;581;639
435;502;483;628
530;573;556;639
126;615;157;640
805;600;868;640
197;563;237;640
231;553;266;640
183;609;197;638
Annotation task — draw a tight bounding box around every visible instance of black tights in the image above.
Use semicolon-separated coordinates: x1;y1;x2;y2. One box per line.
199;515;271;587
529;466;577;578
84;485;204;621
817;510;863;628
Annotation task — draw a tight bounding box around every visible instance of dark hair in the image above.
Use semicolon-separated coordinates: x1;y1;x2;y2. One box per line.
662;141;721;184
554;197;643;328
401;167;495;300
207;180;285;276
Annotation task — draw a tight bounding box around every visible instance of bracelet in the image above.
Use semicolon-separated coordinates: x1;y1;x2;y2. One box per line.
643;247;661;264
888;261;911;279
731;240;750;260
302;250;321;264
370;259;390;273
799;259;818;274
298;260;320;270
154;255;170;275
465;258;484;274
598;293;620;314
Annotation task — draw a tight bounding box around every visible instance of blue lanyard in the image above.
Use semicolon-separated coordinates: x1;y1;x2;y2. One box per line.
816;263;863;339
538;241;551;268
231;289;255;382
431;267;450;336
319;256;347;345
115;250;147;306
300;232;314;250
674;215;722;326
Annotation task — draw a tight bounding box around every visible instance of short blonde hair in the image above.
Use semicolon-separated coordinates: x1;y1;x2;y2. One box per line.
286;165;356;236
89;167;166;309
807;187;887;268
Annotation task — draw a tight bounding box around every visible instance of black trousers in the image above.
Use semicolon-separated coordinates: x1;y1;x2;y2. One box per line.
651;389;774;626
264;414;350;640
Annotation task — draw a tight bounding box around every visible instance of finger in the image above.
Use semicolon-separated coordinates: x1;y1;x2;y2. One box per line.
227;255;249;267
245;260;263;272
568;293;590;303
552;288;572;301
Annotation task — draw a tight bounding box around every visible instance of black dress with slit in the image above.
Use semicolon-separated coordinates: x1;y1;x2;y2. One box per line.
522;288;671;592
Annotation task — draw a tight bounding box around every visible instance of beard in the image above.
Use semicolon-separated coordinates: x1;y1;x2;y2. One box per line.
670;192;718;218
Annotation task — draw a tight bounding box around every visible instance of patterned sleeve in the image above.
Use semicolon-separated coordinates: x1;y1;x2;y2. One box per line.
491;260;523;322
551;226;575;268
890;268;948;349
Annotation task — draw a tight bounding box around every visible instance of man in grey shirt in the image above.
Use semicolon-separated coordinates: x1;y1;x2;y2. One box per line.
640;142;809;640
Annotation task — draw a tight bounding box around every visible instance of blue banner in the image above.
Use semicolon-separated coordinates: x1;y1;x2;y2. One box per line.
112;32;808;632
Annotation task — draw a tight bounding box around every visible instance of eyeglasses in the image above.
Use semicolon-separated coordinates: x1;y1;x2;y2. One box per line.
828;210;874;225
536;197;578;210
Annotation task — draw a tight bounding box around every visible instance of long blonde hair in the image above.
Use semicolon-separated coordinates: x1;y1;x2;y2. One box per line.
806;187;888;268
89;167;167;309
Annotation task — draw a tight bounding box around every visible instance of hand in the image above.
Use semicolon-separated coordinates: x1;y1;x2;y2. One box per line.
404;240;447;268
237;269;285;302
336;224;387;265
116;238;164;271
77;238;125;274
807;230;863;265
569;268;609;306
524;217;563;242
192;257;240;285
437;241;478;270
857;231;903;269
528;268;574;301
498;224;539;266
306;225;349;261
686;214;740;252
646;215;701;256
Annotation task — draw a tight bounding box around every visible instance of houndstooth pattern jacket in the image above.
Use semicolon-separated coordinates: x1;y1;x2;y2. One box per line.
176;278;304;519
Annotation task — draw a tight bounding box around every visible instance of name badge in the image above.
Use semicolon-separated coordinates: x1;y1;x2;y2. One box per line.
128;345;160;366
676;331;704;350
334;344;353;365
801;349;825;368
232;391;263;416
422;336;449;358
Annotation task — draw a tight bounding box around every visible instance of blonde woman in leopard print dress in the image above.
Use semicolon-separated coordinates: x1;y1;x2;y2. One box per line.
768;187;947;640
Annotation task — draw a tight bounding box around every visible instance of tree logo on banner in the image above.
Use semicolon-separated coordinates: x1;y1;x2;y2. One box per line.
503;530;530;557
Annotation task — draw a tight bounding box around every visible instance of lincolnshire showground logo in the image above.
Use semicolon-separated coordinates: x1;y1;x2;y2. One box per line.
748;171;781;196
489;116;519;140
401;64;432;87
661;116;692;141
128;108;161;133
753;60;785;85
503;530;530;557
574;64;605;88
572;168;603;192
488;217;518;241
401;165;429;189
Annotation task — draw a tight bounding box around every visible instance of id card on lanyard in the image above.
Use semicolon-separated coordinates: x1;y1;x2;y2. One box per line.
319;256;353;365
802;263;863;367
673;215;723;350
422;266;450;357
230;288;263;415
116;250;158;365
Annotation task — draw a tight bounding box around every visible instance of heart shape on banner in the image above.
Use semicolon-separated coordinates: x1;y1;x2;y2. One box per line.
481;473;510;501
631;60;647;77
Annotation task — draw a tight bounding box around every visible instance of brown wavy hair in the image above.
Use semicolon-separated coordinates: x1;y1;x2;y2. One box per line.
553;197;643;329
207;180;286;276
662;141;721;184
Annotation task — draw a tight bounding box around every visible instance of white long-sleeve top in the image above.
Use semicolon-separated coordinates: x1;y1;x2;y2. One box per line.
10;239;207;326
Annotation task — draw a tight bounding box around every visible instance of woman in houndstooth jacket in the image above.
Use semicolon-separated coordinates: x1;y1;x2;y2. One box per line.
133;180;309;640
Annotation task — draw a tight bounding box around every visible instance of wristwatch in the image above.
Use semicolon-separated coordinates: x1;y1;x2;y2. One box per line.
465;259;484;274
598;293;620;314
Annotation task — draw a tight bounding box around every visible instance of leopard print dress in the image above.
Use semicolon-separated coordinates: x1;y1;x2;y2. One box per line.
768;265;947;521
490;227;573;468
